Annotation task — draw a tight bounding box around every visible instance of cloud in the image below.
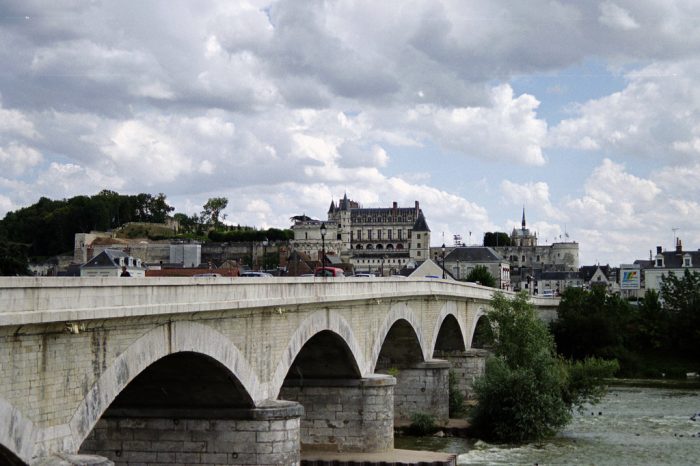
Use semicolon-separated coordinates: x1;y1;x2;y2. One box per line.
550;60;700;161
599;2;640;31
0;144;42;176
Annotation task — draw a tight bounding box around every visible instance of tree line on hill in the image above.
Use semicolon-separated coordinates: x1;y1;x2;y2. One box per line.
0;191;291;275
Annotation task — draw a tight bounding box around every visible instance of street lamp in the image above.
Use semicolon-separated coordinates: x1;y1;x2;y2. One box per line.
320;222;326;268
442;243;446;279
261;238;268;272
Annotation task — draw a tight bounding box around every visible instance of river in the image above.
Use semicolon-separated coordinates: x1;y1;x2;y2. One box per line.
395;386;700;465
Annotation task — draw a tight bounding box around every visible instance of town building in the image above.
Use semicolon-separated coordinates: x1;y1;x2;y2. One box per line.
644;239;700;292
80;249;146;277
491;209;580;292
290;194;431;276
443;247;511;289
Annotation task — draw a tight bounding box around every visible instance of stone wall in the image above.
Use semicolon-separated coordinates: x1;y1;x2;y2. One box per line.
80;403;302;465
390;361;450;422
279;376;394;453
435;349;489;400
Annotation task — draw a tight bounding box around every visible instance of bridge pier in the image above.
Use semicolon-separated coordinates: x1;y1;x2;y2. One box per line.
390;360;450;422
79;401;303;465
434;349;489;400
278;375;395;453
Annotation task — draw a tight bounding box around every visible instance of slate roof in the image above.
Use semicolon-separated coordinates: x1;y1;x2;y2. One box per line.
656;250;700;269
579;265;612;282
412;212;430;232
445;247;500;262
82;249;128;268
538;270;582;280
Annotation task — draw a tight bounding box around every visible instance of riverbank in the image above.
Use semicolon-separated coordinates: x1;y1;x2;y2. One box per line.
609;377;700;389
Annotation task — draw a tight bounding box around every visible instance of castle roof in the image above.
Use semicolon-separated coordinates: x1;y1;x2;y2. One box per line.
412;212;430;232
445;247;500;262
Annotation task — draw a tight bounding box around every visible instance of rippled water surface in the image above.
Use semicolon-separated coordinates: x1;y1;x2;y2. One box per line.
398;387;700;465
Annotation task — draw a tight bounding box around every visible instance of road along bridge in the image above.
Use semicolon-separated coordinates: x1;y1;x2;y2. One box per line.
0;277;558;465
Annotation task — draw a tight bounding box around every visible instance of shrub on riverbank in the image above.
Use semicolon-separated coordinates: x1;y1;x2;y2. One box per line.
469;292;617;443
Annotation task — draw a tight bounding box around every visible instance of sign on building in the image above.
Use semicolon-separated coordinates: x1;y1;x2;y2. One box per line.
620;264;641;290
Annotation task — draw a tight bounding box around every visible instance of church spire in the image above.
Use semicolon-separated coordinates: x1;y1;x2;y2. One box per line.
522;206;526;229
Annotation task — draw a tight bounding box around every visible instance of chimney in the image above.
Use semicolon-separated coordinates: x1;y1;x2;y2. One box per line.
415;201;419;216
393;201;397;209
676;238;683;254
656;246;662;254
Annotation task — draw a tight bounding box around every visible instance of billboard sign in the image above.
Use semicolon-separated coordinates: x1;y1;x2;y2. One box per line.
620;264;641;290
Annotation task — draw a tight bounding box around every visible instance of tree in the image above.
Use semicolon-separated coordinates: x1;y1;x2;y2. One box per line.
483;232;511;247
0;237;30;275
469;292;617;442
660;269;700;357
551;287;634;362
201;197;228;227
464;265;496;287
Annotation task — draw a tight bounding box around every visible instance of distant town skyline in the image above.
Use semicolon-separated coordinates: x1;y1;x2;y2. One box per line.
1;1;698;266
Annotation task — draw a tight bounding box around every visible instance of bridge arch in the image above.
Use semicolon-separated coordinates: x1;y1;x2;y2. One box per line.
431;301;467;356
467;306;492;349
269;310;365;398
0;397;35;465
68;320;261;452
370;301;425;371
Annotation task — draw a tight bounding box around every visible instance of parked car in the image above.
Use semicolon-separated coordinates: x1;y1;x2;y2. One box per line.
240;271;273;277
314;267;345;277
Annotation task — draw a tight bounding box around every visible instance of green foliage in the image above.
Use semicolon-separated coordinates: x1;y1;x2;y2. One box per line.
0;191;175;259
0;238;31;275
483;232;511;247
471;316;495;349
408;412;438;436
207;227;293;243
448;370;465;417
551;287;634;361
201;197;228;227
464;265;496;287
562;357;619;410
469;292;616;443
660;269;700;358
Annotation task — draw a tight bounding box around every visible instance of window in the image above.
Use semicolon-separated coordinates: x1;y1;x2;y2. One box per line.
417;251;421;257
683;257;691;267
378;229;382;240
398;230;403;240
368;230;373;240
522;255;525;262
357;229;362;240
417;233;421;239
656;258;663;267
388;229;392;240
417;243;421;248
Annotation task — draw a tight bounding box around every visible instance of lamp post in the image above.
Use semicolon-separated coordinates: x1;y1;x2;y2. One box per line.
261;238;268;272
442;243;446;279
320;222;326;268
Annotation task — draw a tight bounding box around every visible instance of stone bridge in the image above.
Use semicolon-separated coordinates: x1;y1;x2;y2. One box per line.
0;277;558;465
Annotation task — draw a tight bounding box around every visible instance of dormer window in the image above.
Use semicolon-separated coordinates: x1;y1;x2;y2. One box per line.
655;256;664;267
683;254;692;267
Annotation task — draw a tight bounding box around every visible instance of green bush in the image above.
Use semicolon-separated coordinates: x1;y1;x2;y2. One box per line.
408;412;438;436
448;370;465;417
470;292;617;443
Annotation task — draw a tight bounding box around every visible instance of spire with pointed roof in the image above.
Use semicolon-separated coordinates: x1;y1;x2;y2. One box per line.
412;211;430;232
327;200;336;214
522;206;526;229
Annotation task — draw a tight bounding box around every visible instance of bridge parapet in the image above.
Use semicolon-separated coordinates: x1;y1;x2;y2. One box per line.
0;277;508;327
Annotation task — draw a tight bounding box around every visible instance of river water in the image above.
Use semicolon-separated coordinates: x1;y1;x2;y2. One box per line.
395;386;700;465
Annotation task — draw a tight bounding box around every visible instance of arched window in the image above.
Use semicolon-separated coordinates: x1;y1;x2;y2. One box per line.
356;244;363;250
396;244;404;250
367;244;374;250
386;244;394;250
376;244;384;250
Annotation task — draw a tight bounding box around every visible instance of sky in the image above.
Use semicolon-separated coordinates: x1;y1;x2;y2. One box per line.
1;0;699;266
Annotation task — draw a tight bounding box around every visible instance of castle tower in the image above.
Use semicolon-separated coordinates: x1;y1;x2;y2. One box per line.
410;210;431;261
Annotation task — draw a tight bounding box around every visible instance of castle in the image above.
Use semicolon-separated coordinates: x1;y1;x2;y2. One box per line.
290;194;431;275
